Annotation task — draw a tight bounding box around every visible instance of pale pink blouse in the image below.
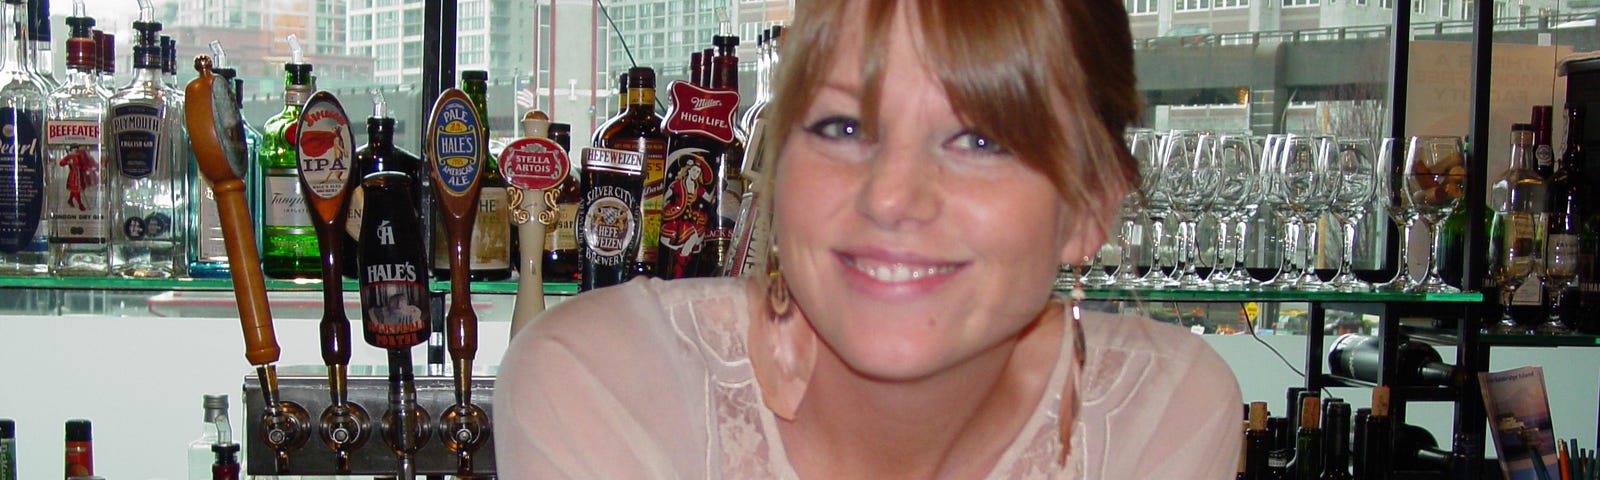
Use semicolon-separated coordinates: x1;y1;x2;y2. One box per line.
493;277;1243;479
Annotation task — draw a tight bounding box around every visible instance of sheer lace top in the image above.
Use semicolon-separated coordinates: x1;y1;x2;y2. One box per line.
493;277;1242;479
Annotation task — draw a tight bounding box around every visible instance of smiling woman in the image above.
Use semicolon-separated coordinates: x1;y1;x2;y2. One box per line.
493;0;1242;478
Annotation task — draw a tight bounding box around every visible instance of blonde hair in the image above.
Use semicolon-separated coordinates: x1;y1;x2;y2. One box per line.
768;0;1141;219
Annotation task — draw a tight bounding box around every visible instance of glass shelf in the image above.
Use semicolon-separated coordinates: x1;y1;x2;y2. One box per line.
0;276;1482;303
1479;333;1600;347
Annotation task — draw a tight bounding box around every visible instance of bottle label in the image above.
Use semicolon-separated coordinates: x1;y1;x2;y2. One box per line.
47;120;106;243
197;184;227;261
1536;145;1554;170
579;186;638;267
605;138;666;265
0;108;44;254
435;186;511;270
109;103;163;179
546;202;578;251
345;187;365;239
664;81;741;143
660;148;715;277
265;172;313;230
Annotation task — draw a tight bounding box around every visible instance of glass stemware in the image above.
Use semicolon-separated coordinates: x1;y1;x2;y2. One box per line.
1113;128;1161;288
1401;135;1467;294
1162;130;1219;289
1328;138;1378;292
1374;138;1419;292
1256;133;1300;289
1206;133;1260;290
1278;134;1340;291
1137;132;1180;288
1539;234;1579;334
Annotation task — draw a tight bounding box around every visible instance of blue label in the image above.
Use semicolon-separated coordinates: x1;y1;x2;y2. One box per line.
0;108;43;254
430;97;480;196
110;103;162;179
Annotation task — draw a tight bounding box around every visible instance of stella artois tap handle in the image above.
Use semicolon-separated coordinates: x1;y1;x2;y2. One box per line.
502;110;570;336
184;54;309;474
294;91;369;471
425;89;491;469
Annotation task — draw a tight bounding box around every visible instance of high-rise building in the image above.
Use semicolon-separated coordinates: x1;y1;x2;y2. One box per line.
346;0;536;87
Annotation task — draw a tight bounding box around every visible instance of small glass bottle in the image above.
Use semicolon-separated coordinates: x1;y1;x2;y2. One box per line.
0;0;51;276
47;4;108;276
63;419;92;478
187;394;231;480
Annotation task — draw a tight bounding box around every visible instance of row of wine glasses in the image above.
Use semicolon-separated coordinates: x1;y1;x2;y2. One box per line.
1062;131;1469;293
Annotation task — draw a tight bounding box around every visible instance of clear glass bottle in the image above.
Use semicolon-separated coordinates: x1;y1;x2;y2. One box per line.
46;5;108;276
0;0;50;276
106;16;181;278
24;0;52;89
188;63;246;279
1487;124;1549;334
258;38;318;279
187;394;230;480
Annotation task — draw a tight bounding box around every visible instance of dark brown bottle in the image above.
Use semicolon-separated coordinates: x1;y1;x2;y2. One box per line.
542;123;581;283
1549;106;1597;333
578;143;646;290
1318;402;1353;479
602;67;666;279
707;36;747;276
1328;334;1461;387
659;37;743;279
1245;402;1271;480
344;111;424;278
433;70;513;281
591;73;627;147
1359;387;1393;480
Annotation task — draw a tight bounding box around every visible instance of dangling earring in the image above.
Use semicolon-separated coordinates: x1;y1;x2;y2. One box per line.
750;241;815;420
1059;257;1090;466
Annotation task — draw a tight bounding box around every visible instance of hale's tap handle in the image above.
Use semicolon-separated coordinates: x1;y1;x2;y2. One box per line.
184;55;279;366
425;89;484;364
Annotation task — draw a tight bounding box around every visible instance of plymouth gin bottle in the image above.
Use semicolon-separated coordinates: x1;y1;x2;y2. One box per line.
107;18;180;278
46;8;107;276
258;40;317;279
0;0;49;276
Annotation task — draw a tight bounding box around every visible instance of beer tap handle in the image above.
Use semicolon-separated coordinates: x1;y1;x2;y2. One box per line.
184;55;280;366
295;92;359;370
502;111;569;337
425;89;484;388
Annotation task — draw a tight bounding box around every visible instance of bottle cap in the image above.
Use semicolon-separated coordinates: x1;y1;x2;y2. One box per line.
1247;402;1268;431
1299;396;1320;429
521;110;551;139
212;442;241;464
65;419;91;441
1371;385;1390;417
0;418;13;438
626;67;655;88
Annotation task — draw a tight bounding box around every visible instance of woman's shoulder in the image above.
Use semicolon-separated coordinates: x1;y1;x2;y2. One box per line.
1078;309;1215;359
511;276;758;368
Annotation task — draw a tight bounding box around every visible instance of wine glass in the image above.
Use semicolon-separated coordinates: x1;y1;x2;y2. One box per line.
1206;133;1260;290
1401;135;1467;294
1114;129;1160;287
1256;133;1299;289
1327;138;1379;292
1374;138;1419;292
1278;134;1340;291
1137;132;1180;289
1539;233;1579;334
1162;130;1220;289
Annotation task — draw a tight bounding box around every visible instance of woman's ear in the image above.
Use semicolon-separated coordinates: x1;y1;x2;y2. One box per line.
1057;181;1127;265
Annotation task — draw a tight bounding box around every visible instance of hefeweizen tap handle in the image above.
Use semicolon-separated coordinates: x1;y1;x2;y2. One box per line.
184;55;279;366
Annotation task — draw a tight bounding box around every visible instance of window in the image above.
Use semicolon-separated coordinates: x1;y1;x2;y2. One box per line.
1176;0;1211;11
1127;0;1159;13
1215;0;1248;10
1283;0;1319;7
1440;0;1451;17
1413;0;1425;14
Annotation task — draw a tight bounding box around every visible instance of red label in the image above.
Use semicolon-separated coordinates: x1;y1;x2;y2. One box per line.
663;81;740;144
500;137;570;191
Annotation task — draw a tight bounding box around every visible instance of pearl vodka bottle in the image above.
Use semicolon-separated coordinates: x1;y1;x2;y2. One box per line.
106;14;182;278
46;4;108;276
0;0;50;275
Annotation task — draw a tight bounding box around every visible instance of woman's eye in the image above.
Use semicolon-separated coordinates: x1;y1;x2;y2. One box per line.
947;131;1008;155
804;116;864;141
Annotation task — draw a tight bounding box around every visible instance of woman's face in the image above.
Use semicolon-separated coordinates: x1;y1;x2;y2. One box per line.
773;10;1108;382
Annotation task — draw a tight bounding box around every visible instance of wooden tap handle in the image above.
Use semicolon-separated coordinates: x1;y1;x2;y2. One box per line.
426;90;485;364
185;55;280;366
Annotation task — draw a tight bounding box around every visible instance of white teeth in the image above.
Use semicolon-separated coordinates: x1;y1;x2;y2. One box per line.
845;258;955;283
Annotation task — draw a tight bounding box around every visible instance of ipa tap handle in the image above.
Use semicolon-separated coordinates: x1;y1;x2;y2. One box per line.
184;55;279;366
295;91;359;368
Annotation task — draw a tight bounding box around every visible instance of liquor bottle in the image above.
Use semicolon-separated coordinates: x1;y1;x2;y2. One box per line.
434;70;511;281
186;394;230;480
24;0;51;88
1488;124;1549;334
94;31;111;92
1547;105;1591;333
1238;418;1250;480
542;122;581;282
1360;387;1393;480
0;0;49;276
345;95;423;278
707;36;746;276
63;419;91;479
1319;402;1353;479
1245;402;1271;480
46;7;107;276
660;36;742;278
1286;395;1322;480
724;27;783;277
107;15;181;278
358;171;430;349
1533;105;1555;178
602;66;665;279
1266;416;1293;479
1351;408;1368;480
591;73;626;147
1328;333;1461;387
209;444;240;480
258;37;318;279
0;419;14;480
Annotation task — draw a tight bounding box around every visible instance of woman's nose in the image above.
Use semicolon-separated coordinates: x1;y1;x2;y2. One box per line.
855;141;940;230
